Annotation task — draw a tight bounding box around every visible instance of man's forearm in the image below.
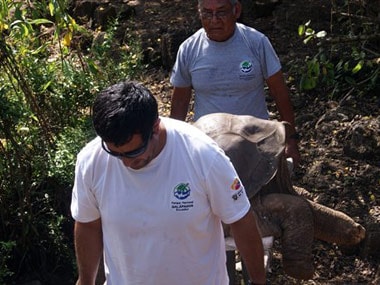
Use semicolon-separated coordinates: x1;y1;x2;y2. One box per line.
74;219;103;285
237;236;266;284
170;87;192;121
267;71;296;129
230;211;266;284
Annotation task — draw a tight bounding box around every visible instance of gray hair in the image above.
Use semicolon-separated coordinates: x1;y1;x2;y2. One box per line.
198;0;238;6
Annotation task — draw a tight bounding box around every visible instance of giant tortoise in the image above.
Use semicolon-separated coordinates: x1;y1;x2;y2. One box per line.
193;112;366;280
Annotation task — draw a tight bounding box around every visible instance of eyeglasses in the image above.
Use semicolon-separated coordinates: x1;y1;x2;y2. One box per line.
101;131;152;159
199;9;233;20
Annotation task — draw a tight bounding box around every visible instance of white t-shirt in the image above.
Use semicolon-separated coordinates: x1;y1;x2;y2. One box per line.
71;117;251;285
170;23;281;121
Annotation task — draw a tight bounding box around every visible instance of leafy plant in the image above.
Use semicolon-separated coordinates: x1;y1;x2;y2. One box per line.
297;2;379;100
0;241;16;283
0;0;144;283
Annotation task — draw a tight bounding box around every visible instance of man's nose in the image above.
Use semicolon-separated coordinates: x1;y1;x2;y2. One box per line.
120;157;136;168
210;12;221;21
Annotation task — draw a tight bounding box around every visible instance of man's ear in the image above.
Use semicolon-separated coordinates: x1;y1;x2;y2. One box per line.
152;117;161;134
234;1;242;19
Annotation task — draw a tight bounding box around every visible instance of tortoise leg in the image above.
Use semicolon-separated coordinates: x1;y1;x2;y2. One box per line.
293;186;366;246
259;193;315;280
307;200;366;245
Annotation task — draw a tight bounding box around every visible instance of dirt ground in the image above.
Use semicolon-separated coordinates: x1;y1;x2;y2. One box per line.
141;2;380;284
75;0;380;284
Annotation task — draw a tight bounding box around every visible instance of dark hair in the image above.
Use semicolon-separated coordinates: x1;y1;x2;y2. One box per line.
92;80;158;146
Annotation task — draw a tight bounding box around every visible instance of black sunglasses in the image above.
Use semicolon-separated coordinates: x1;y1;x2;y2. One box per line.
101;131;152;159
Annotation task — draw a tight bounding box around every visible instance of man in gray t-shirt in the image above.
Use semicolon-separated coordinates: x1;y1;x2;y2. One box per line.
170;0;300;167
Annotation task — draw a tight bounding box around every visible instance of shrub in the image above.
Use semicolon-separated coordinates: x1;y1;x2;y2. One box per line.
0;0;144;283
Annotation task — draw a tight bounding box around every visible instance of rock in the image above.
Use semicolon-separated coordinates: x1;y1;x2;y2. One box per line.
343;117;380;160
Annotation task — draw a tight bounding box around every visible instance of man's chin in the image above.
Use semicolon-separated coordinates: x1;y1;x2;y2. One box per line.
207;32;228;42
128;159;151;170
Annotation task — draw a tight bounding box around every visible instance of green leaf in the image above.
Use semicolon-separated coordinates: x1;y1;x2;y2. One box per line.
20;23;29;37
352;60;364;74
10;19;23;27
305;28;315;36
298;25;305;36
87;59;100;74
48;2;55;16
300;76;317;90
41;81;53;92
30;114;39;122
29;18;54;25
30;43;47;55
310;60;320;76
303;35;313;44
344;61;350;71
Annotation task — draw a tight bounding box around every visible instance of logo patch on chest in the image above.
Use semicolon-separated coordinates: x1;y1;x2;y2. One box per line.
240;60;253;73
173;183;191;199
171;182;194;211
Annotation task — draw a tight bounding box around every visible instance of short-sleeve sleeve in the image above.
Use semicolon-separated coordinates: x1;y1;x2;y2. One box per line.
205;149;251;224
169;41;193;88
71;155;101;223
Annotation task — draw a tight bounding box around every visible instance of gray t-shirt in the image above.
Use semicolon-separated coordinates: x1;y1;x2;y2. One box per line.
170;23;281;121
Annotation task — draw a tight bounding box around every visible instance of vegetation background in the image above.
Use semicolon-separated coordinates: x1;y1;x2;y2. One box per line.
0;0;378;284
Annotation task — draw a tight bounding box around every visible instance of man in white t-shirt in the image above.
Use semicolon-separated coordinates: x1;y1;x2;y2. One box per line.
170;0;300;167
71;80;266;285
